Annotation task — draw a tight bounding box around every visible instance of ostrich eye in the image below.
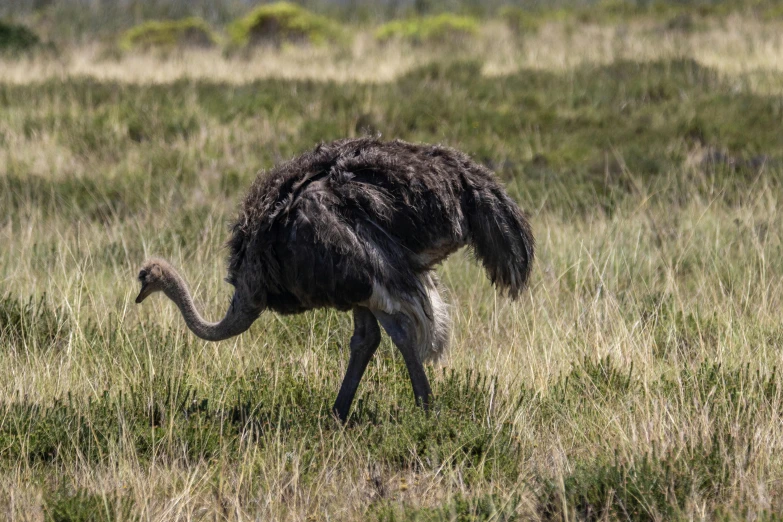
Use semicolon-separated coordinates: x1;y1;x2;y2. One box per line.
138;269;148;281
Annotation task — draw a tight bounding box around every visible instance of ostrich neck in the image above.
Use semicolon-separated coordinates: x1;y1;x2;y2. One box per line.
164;269;257;342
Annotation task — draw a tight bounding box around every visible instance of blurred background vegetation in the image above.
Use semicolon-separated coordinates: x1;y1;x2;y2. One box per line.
1;0;783;47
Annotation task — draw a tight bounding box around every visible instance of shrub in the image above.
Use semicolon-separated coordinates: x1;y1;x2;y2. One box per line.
119;17;217;51
45;488;133;522
0;20;40;53
228;2;341;47
374;14;479;45
540;436;736;520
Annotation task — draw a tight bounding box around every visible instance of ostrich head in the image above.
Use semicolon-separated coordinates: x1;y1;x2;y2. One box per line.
135;258;171;303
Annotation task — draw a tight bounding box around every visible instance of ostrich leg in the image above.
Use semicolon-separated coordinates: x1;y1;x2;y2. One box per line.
373;310;432;411
333;307;382;422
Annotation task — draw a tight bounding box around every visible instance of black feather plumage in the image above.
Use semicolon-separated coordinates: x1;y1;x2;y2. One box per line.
226;137;534;318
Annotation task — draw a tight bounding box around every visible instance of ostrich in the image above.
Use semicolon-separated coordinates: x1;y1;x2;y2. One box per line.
135;137;534;422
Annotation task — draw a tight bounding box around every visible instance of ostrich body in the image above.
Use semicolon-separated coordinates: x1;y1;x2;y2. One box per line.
136;137;534;421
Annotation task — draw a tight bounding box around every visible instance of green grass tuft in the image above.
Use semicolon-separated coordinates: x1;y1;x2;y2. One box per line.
45;487;134;522
543;439;734;520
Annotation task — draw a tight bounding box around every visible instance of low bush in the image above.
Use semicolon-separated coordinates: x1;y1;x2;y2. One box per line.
541;440;734;520
0;20;40;53
374;14;479;45
228;2;341;47
119;17;217;51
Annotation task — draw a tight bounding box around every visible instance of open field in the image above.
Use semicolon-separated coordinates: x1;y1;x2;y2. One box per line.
3;18;783;85
2;8;783;521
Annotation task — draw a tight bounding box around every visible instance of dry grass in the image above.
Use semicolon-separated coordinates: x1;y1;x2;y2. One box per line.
2;13;783;521
3;171;783;519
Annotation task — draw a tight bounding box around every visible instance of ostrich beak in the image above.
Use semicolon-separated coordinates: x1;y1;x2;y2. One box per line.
135;284;151;304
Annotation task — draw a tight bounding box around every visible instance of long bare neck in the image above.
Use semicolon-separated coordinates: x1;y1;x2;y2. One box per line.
163;266;258;342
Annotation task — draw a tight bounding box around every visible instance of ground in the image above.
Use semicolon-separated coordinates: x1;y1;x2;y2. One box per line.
1;10;783;521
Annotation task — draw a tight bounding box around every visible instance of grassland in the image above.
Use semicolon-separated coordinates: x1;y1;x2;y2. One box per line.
3;18;783;84
2;11;783;521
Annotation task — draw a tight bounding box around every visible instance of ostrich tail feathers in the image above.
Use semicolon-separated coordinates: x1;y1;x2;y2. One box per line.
466;184;535;298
